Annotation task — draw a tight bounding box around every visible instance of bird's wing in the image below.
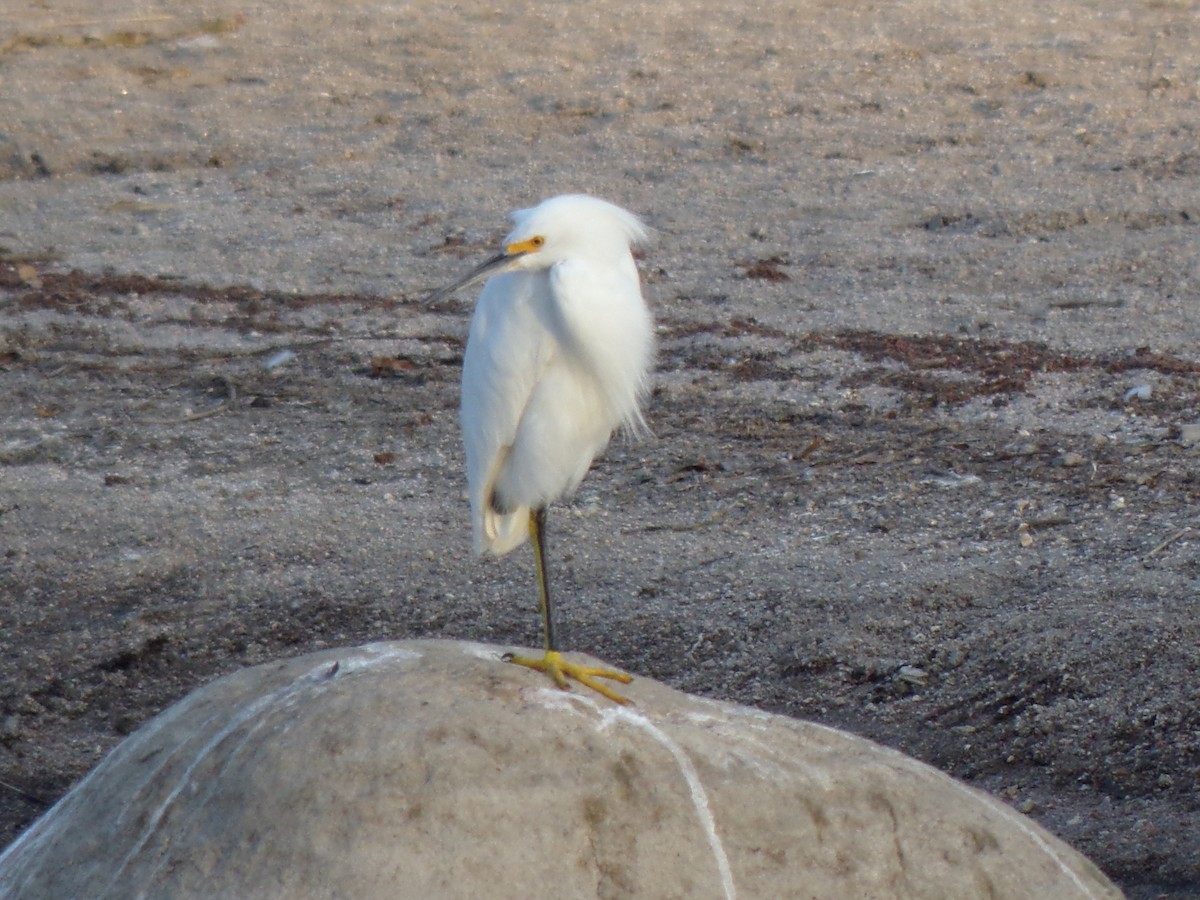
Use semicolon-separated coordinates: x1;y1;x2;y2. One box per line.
460;273;550;556
547;255;653;437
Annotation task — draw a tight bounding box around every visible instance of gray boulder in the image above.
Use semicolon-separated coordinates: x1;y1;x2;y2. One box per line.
0;640;1121;899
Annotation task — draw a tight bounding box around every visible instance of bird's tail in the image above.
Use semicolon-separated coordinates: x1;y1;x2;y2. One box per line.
475;505;529;557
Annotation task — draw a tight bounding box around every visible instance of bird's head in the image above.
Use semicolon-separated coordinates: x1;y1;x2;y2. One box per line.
423;195;647;305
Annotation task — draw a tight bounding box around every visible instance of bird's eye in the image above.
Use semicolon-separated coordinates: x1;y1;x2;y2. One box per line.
530;236;545;247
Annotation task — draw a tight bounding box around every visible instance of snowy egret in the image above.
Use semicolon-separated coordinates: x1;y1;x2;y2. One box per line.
426;195;654;704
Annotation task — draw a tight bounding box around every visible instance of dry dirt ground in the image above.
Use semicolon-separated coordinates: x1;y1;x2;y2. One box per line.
1;0;1198;896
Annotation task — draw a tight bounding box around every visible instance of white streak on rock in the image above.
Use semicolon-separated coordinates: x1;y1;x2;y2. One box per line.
456;642;511;662
103;657;366;895
540;691;737;900
335;642;422;674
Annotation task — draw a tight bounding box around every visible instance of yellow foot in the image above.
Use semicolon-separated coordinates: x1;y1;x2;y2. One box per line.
503;650;633;705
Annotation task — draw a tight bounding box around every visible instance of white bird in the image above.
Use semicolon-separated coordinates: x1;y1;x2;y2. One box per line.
426;195;654;704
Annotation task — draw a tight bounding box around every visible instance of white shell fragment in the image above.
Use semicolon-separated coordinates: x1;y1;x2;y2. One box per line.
263;348;298;370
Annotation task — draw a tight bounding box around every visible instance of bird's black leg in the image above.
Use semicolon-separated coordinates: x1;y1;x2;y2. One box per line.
529;506;557;653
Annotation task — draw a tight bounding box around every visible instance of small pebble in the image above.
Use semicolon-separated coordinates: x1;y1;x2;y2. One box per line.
1178;423;1200;447
16;264;41;288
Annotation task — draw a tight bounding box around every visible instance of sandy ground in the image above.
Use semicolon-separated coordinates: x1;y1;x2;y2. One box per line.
1;0;1198;895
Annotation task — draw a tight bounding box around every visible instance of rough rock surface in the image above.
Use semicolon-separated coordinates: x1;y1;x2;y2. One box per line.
0;641;1119;899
